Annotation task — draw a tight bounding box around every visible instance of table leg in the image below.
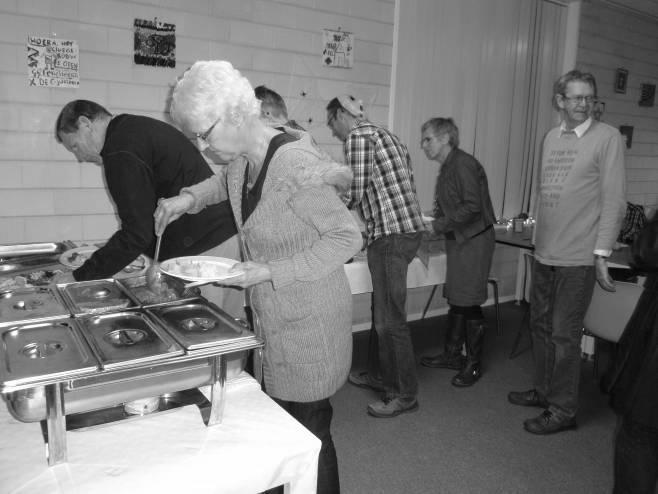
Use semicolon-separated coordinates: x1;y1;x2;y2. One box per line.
207;355;227;426
45;382;67;465
514;250;525;303
421;285;439;319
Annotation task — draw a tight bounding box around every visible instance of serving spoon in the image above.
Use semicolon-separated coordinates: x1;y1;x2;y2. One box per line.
145;233;163;292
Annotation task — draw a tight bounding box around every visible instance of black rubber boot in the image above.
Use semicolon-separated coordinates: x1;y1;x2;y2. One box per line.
421;312;466;370
452;319;485;387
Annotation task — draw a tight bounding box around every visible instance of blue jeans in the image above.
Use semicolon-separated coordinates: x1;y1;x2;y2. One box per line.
271;398;339;494
614;416;658;494
529;261;595;418
367;232;422;400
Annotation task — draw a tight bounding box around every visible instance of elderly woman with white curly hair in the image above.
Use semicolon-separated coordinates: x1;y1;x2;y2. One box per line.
154;60;362;494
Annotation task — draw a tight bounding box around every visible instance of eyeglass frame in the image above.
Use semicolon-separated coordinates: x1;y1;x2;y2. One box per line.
194;116;222;143
560;94;597;105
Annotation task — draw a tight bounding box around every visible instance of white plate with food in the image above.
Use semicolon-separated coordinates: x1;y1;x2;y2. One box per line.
160;256;243;283
58;246;148;278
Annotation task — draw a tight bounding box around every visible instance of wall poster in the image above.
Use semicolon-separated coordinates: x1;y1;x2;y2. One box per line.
26;36;79;88
134;18;176;68
322;29;354;68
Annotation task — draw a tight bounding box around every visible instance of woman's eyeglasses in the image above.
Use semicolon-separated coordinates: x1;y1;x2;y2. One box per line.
195;116;222;143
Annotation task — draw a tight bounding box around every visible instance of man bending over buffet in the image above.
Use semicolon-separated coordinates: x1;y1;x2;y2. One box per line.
53;100;243;317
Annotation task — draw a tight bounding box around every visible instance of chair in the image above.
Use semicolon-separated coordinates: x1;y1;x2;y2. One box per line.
582;281;644;374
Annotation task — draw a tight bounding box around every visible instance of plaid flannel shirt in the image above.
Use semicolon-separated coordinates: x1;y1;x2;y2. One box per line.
344;121;425;244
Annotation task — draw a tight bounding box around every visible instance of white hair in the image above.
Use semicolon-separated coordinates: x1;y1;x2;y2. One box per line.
170;60;260;133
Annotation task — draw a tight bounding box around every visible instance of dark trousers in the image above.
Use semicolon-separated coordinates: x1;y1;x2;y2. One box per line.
614;416;658;494
529;262;595;418
366;232;422;399
271;397;340;494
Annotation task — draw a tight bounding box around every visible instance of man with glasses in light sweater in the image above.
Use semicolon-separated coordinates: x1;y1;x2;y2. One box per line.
508;70;626;434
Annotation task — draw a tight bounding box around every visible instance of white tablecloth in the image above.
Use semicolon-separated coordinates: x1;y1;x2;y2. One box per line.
343;253;447;295
0;374;320;494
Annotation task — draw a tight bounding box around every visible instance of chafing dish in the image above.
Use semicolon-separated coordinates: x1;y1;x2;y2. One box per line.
0;319;98;390
57;279;139;315
0;290;263;466
76;311;183;370
0;286;70;327
120;274;198;308
0;242;72;259
148;300;254;353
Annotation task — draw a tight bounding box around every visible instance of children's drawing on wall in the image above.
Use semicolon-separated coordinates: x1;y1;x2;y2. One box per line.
322;29;353;68
26;36;79;88
134;18;176;68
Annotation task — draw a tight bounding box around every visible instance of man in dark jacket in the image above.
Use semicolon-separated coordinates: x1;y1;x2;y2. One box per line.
608;217;658;494
54;100;242;315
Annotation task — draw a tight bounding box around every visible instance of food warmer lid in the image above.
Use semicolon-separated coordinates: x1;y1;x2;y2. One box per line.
0;318;98;392
148;300;256;353
0;242;70;258
75;310;183;370
57;279;138;316
0;286;70;327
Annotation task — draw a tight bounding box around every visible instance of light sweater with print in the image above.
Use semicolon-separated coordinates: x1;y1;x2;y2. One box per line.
534;119;626;266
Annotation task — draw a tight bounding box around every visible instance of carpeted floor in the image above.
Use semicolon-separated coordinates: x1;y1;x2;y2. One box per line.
331;302;617;494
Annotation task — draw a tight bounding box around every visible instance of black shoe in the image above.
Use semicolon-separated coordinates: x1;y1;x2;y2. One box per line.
523;410;577;435
451;364;481;387
348;370;385;393
420;353;465;370
508;389;548;408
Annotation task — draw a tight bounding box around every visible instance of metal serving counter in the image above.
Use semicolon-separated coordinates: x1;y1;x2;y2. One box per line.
0;269;263;467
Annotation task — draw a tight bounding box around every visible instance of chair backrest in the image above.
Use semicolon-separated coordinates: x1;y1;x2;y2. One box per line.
583;281;644;342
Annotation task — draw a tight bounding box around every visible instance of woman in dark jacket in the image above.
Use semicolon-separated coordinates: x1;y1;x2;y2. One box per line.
418;118;496;387
609;217;658;494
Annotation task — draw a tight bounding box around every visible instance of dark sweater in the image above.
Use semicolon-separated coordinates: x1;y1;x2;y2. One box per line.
609;218;658;429
74;114;236;281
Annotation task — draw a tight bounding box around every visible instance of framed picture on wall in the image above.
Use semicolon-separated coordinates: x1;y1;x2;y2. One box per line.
615;68;629;94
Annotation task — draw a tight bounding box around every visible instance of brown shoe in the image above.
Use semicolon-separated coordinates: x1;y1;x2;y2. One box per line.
367;397;419;418
523;410;577;435
508;389;548;408
348;370;385;393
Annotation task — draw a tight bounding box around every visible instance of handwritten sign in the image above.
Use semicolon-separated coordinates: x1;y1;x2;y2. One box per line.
26;36;79;88
322;29;353;69
134;18;176;68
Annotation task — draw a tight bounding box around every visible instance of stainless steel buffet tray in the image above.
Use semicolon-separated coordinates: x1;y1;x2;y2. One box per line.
0;242;71;258
0;286;70;327
57;279;139;316
120;274;198;308
148;299;254;352
75;310;184;370
0;318;98;391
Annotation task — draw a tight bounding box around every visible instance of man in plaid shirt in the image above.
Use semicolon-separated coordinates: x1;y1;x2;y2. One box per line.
327;95;425;418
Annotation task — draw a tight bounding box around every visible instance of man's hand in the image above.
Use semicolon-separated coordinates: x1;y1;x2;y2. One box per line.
595;256;615;292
